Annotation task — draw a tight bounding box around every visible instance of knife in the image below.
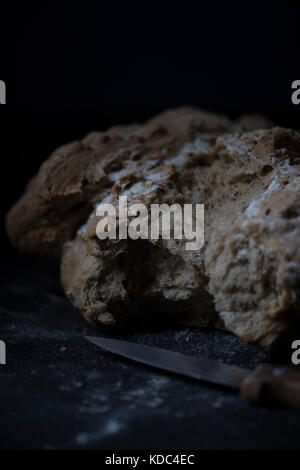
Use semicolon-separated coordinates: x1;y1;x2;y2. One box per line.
85;336;300;410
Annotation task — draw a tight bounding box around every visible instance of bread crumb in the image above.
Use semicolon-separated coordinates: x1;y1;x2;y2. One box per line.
213;400;223;408
97;312;116;326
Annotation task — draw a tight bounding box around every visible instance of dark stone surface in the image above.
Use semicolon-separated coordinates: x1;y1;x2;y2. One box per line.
1;252;300;450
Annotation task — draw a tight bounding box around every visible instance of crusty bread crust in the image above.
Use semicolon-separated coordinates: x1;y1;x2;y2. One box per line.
8;108;300;349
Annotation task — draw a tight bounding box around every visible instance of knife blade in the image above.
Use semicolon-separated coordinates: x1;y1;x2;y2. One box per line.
85;335;248;388
85;335;300;410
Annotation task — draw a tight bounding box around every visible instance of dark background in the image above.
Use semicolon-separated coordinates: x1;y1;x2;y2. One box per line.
1;2;300;452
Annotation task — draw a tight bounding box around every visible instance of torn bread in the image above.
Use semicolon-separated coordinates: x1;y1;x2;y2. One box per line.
6;108;300;349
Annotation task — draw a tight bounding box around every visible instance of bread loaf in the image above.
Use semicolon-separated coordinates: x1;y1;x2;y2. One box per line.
7;108;300;349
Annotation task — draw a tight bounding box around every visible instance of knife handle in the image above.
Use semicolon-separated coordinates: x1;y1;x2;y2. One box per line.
241;365;300;410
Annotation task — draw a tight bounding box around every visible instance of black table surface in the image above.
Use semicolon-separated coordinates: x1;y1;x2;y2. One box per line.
1;252;300;451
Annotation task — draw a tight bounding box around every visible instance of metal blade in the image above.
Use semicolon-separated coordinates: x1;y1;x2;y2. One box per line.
85;336;249;389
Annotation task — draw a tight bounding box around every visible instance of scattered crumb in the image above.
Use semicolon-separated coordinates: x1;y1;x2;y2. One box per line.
60;346;67;352
213;400;223;408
